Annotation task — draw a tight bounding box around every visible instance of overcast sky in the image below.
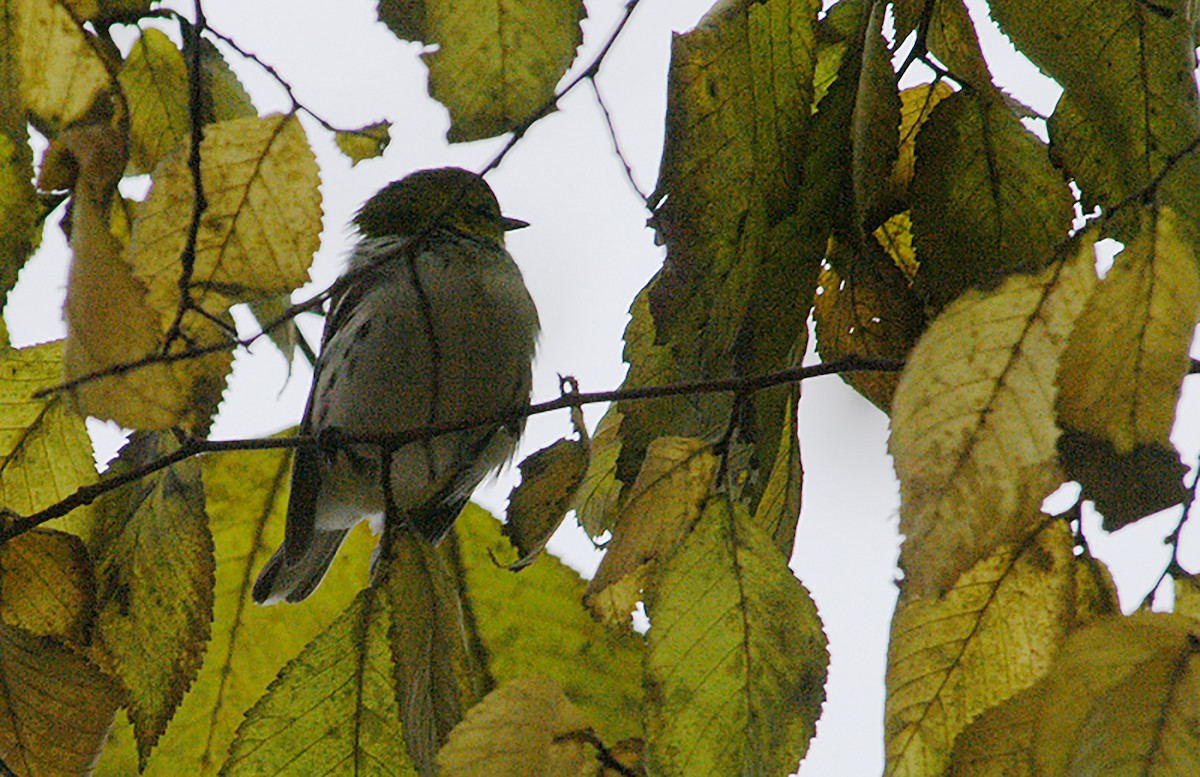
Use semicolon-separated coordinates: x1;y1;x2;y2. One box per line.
5;1;1199;774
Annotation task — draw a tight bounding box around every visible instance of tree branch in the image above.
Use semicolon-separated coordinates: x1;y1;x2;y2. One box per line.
4;356;901;542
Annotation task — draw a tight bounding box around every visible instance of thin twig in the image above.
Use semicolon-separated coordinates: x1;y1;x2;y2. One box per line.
588;78;648;203
4;356;902;541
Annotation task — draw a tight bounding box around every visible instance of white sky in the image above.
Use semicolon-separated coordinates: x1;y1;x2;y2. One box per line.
5;1;1199;775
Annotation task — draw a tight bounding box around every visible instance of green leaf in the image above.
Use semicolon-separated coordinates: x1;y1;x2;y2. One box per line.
456;506;644;745
91;432;215;768
910;90;1074;311
222;588;414;776
0;528;93;644
646;498;827;776
379;0;585;142
335;120;392;165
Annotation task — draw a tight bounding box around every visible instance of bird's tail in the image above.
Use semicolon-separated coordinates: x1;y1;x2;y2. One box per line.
252;528;351;604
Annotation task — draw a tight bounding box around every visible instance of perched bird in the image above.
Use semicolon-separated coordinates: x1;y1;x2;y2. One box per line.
253;168;539;604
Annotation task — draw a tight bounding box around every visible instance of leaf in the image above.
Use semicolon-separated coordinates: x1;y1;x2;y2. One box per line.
1030;613;1200;776
910;89;1075;311
814;239;924;411
95;440;376;775
585;437;717;627
129;113;322;319
890;228;1099;596
51;123;196;430
335;121;392;165
0;130;38;312
750;393;803;555
503;437;588;569
1056;206;1200;455
884;521;1086;777
383;529;487;774
91;432;215;768
13;0;112;130
455;506;644;745
636;0;824;512
0;341;97;522
198;38;256;123
921;0;993;92
945;686;1037;777
991;0;1200;233
119;28;190;175
379;0;585;142
645;498;827;776
852;0;901;235
1057;429;1186;531
569;406;622;539
221;588;415;776
0;528;93;644
436;676;593;777
0;623;124;775
892;82;955;194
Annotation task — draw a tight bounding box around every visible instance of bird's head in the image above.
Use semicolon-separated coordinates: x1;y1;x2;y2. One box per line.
353;167;527;245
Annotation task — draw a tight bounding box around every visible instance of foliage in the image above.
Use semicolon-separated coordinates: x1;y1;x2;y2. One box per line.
0;0;1198;775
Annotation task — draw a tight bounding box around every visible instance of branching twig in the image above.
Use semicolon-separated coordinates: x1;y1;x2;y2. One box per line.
589;78;648;203
5;356;902;542
553;729;640;777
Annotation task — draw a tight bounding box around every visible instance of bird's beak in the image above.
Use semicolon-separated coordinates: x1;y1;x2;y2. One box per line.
501;216;529;231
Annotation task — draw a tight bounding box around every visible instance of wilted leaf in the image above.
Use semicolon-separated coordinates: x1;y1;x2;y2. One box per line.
335;121;391;165
1057;429;1186;530
456;506;644;745
51;123;195;430
436;676;593;777
751;394;803;555
14;0;112;129
0;623;123;775
120;28;190;175
1057;205;1200;455
380;0;585;142
0;528;93;643
892;82;955;194
890;228;1099;596
885;521;1081;777
910;89;1074;311
92;432;215;768
504;437;587;568
585;437;717;627
815;240;924;411
222;588;414;776
646;498;827;775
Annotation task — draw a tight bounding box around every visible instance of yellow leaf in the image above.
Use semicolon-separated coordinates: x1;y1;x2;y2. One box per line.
0;341;96;521
1057;205;1200;454
892;82;954;193
119;28;190;175
946;686;1037;776
569;406;622;539
646;498;827;775
381;0;585;142
885;522;1082;777
334;121;391;165
1031;613;1200;777
890;228;1099;596
129;113;322;320
0;528;93;644
222;588;414;776
91;432;215;768
436;676;593;777
504;436;588;569
0;623;123;775
584;437;716;627
14;0;112;130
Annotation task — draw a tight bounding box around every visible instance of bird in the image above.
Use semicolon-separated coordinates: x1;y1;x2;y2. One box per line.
253;168;540;604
